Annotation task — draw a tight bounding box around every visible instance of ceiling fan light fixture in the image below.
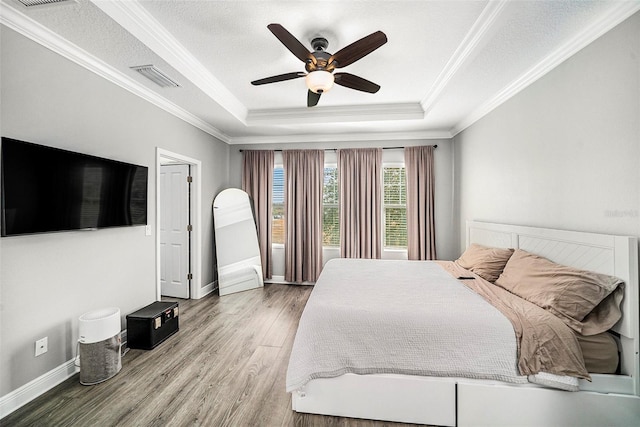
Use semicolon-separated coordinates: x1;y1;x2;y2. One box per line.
306;71;335;94
254;24;386;106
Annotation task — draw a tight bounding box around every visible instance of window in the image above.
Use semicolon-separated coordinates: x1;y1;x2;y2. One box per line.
272;166;284;244
322;167;339;246
383;167;407;248
272;164;407;250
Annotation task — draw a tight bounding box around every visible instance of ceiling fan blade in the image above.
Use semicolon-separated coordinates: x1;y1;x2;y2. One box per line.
268;24;315;64
334;73;380;93
329;31;387;68
307;90;321;107
251;72;306;86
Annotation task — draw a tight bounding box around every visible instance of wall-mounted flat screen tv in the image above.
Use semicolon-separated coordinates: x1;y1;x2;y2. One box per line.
1;137;148;237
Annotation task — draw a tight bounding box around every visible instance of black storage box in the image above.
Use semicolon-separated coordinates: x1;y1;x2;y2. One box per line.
126;301;179;350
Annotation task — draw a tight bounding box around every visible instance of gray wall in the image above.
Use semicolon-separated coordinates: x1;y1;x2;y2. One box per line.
229;139;457;261
0;27;229;396
453;12;640;254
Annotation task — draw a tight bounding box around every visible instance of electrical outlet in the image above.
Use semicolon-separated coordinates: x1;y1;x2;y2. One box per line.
35;337;48;357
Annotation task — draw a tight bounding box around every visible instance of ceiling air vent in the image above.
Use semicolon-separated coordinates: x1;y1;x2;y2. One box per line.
16;0;74;7
130;65;181;88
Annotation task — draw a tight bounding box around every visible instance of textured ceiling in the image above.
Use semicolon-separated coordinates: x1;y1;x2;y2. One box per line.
2;0;638;144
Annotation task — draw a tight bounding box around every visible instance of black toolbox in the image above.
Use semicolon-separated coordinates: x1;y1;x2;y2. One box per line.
126;301;179;350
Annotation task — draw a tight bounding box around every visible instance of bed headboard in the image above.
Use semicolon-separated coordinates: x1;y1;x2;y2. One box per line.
466;221;639;392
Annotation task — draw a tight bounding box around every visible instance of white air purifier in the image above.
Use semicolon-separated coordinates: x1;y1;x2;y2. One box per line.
78;307;122;385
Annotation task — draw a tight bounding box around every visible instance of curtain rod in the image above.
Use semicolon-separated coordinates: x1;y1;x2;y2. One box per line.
239;145;437;153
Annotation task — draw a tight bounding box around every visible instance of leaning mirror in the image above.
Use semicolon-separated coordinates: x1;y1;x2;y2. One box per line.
213;188;264;296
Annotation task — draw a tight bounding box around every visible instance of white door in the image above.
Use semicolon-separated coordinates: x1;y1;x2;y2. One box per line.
160;164;191;298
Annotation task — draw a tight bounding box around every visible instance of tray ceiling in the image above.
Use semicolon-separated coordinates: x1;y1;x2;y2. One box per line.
2;0;638;144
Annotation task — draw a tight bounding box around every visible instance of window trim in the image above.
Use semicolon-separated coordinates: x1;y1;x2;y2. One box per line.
272;165;285;245
322;165;340;247
382;165;408;250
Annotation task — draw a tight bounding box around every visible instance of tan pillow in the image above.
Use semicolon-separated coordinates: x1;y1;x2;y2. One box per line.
494;249;624;334
576;332;619;374
578;285;624;335
455;244;514;282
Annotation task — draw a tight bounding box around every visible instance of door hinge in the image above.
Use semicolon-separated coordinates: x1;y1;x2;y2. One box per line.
187;273;193;280
187;224;193;232
187;176;193;183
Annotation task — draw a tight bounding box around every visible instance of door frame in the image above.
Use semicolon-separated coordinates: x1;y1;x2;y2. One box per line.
156;148;203;300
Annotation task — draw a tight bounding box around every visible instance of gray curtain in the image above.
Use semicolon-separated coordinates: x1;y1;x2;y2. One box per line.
283;149;324;283
404;145;436;260
242;150;274;279
337;148;382;259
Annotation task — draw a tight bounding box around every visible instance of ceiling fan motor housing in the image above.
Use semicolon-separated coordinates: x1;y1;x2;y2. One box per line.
306;51;332;72
307;37;333;72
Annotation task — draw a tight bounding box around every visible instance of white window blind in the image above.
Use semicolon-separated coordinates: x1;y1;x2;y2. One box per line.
272;166;284;244
322;167;339;246
383;167;407;248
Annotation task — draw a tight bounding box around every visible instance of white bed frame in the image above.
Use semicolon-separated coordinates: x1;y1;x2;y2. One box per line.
291;221;640;426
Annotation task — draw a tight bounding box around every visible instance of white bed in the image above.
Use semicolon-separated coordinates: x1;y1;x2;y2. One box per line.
288;221;640;426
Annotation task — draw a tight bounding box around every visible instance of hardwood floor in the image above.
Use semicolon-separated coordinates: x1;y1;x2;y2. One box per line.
2;284;424;427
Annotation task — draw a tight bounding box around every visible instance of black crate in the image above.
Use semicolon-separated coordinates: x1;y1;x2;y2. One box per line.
126;301;179;350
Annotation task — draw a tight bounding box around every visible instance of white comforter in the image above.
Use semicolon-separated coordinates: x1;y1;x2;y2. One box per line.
287;258;533;392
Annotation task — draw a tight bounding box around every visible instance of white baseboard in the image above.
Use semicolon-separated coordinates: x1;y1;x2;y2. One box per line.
195;280;217;299
266;275;314;286
267;275;288;284
0;359;79;419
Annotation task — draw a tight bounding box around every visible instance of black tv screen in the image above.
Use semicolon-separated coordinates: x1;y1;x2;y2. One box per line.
1;137;148;237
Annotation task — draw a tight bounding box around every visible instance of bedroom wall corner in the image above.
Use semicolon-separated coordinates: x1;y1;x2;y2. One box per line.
452;11;640;254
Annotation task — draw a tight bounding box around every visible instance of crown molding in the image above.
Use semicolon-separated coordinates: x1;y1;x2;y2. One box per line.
450;1;640;136
420;0;507;113
229;129;451;145
90;0;248;124
246;103;424;126
0;3;231;143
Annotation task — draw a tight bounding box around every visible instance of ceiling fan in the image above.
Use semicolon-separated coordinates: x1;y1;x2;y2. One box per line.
251;24;387;107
